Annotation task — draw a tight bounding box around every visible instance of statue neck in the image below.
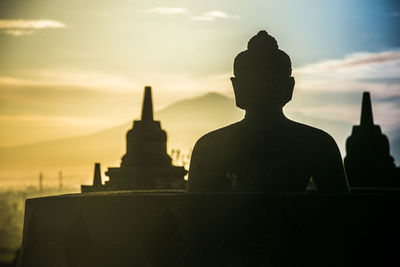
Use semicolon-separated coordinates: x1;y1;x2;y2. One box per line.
244;107;285;124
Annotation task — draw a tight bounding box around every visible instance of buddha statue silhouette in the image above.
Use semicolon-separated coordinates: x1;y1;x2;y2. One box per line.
188;31;350;193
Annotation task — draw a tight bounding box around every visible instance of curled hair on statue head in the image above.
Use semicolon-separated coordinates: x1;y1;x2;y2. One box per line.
234;30;292;78
247;30;278;55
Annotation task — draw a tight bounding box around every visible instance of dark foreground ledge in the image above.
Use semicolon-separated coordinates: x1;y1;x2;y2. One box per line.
17;191;400;267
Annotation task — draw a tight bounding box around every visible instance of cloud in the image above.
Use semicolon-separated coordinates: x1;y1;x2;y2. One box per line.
289;49;400;132
145;7;188;15
294;50;400;97
0;114;109;126
1;30;35;36
0;69;233;101
0;19;66;29
0;70;137;92
191;10;239;21
145;7;238;21
298;50;400;70
0;19;66;36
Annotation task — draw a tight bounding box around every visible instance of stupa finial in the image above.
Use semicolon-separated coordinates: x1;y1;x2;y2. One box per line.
93;163;102;187
141;86;154;121
360;91;374;126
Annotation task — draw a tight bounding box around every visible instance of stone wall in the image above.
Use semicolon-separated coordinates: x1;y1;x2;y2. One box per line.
17;191;400;267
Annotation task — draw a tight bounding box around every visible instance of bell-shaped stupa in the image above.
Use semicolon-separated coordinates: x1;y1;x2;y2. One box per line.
82;86;187;192
105;86;187;190
344;92;400;188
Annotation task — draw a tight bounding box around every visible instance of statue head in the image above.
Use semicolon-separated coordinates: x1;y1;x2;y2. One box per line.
231;31;294;111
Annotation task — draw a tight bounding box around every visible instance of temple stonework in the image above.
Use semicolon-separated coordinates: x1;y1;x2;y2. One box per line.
344;92;400;188
81;86;187;192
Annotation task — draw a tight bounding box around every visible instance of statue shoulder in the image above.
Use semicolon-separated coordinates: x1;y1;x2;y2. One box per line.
287;119;337;145
188;121;243;192
194;121;243;152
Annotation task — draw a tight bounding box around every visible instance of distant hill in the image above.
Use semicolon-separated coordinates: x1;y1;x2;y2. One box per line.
0;92;398;186
0;92;244;184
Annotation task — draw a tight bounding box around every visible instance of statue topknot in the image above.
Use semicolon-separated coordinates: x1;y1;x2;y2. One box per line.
234;30;292;78
247;30;278;54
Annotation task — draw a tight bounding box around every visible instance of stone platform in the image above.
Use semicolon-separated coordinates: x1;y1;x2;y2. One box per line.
17;191;400;267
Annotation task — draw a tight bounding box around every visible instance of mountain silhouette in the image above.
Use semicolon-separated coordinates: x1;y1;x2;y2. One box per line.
0;92;243;183
0;92;398;185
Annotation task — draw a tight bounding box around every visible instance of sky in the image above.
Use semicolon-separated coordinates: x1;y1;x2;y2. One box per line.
0;0;399;148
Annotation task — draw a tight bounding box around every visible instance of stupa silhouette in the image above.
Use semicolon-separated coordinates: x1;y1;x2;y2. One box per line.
344;91;400;188
81;86;187;192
